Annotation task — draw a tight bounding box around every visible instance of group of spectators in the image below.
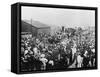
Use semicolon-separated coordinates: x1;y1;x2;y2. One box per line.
21;27;95;71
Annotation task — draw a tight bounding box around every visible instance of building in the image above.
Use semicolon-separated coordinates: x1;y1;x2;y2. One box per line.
21;20;51;36
22;21;38;36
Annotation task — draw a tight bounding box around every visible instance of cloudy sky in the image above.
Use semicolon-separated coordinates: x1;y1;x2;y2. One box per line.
21;6;95;28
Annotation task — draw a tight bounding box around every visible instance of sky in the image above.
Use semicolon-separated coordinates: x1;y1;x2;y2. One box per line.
21;6;95;28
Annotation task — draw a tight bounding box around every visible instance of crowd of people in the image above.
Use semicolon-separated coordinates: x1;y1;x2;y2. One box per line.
21;27;95;71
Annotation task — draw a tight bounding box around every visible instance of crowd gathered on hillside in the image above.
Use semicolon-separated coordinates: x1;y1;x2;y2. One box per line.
21;27;95;71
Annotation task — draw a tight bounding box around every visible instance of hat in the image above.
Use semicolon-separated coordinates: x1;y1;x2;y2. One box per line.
40;54;45;58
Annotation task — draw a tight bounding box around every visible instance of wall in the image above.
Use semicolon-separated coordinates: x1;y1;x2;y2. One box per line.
22;21;38;36
38;27;50;34
0;0;99;77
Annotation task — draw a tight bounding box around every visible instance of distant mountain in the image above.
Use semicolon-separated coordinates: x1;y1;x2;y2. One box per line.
23;19;50;28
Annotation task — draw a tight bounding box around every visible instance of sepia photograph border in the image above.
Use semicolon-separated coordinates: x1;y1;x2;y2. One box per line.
11;2;98;74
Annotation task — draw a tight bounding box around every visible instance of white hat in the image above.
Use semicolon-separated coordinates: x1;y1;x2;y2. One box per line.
92;49;95;53
40;54;45;58
49;60;54;66
24;50;28;55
